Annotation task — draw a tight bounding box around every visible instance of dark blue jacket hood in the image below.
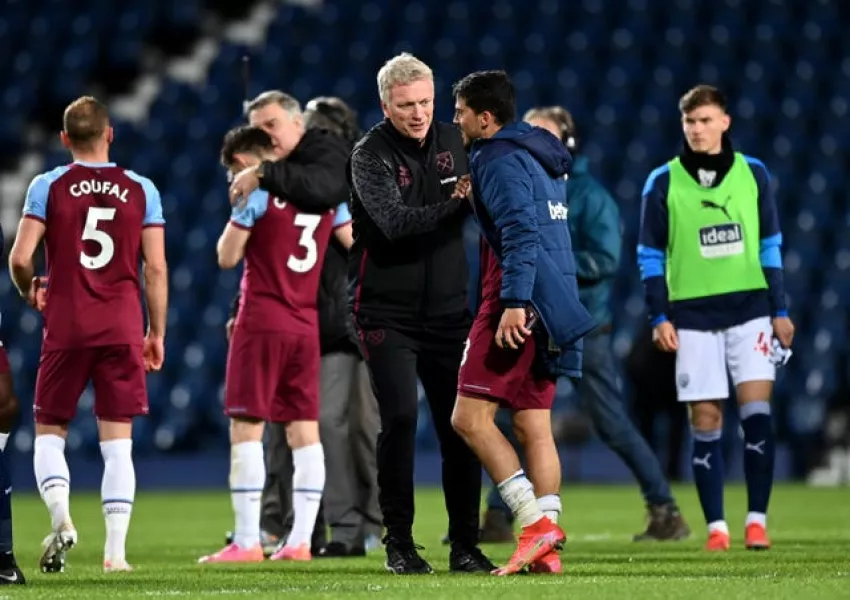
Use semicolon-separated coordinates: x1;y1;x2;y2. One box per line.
475;121;573;178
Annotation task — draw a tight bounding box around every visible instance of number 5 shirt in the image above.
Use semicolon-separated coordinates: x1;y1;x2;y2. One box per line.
22;161;164;351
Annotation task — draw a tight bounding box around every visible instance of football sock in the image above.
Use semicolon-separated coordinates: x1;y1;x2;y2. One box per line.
229;441;264;549
691;428;725;530
100;439;135;562
740;401;774;527
0;447;13;553
537;493;561;524
287;443;325;548
497;470;544;528
34;434;71;531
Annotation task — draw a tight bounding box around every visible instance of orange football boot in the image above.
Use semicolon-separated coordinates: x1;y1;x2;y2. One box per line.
492;517;565;576
705;529;730;551
270;543;312;561
529;550;562;574
745;523;770;550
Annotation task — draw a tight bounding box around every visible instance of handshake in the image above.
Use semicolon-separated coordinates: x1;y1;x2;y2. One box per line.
452;175;472;201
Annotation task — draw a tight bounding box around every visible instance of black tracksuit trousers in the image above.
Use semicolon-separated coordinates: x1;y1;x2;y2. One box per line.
357;317;482;549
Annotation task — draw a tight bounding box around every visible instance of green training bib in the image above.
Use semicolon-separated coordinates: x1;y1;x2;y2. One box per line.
666;153;767;301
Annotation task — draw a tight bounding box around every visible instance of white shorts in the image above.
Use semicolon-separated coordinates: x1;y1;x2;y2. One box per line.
675;316;775;402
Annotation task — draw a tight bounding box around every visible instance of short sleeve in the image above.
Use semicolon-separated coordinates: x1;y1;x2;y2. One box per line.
23;175;50;221
124;170;165;226
333;202;352;228
141;179;165;226
230;189;270;229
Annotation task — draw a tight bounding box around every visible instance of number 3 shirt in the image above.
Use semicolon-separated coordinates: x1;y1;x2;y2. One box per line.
229;189;340;336
22;160;165;351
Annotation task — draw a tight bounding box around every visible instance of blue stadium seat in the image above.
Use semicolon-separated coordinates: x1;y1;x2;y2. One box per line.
2;0;847;457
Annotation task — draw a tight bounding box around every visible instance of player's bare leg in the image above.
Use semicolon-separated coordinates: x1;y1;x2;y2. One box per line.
689;400;730;551
0;373;24;584
737;380;774;550
33;422;76;573
269;421;325;562
513;409;561;515
513;409;563;574
451;396;565;575
199;418;265;564
98;420;136;572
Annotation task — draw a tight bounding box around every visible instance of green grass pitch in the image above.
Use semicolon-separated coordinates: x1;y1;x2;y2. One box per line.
4;485;849;598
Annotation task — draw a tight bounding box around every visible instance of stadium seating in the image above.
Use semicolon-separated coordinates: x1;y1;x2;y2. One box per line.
0;0;847;462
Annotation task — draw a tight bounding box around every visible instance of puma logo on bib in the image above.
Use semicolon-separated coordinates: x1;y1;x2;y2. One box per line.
699;223;744;258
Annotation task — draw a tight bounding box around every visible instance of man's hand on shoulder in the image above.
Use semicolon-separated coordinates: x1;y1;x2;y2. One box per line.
229;165;262;208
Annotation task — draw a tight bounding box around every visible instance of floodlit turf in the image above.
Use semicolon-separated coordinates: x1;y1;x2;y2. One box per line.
4;484;849;598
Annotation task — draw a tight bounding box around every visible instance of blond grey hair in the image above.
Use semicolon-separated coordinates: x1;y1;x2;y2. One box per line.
377;52;433;104
523;106;574;138
245;90;302;117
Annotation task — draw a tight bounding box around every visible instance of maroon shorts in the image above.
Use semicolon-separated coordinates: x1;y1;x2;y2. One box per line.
0;345;9;375
457;314;556;410
224;329;320;423
34;345;148;425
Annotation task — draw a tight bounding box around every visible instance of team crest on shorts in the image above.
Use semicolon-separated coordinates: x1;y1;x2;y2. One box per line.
677;373;690;389
365;329;386;346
